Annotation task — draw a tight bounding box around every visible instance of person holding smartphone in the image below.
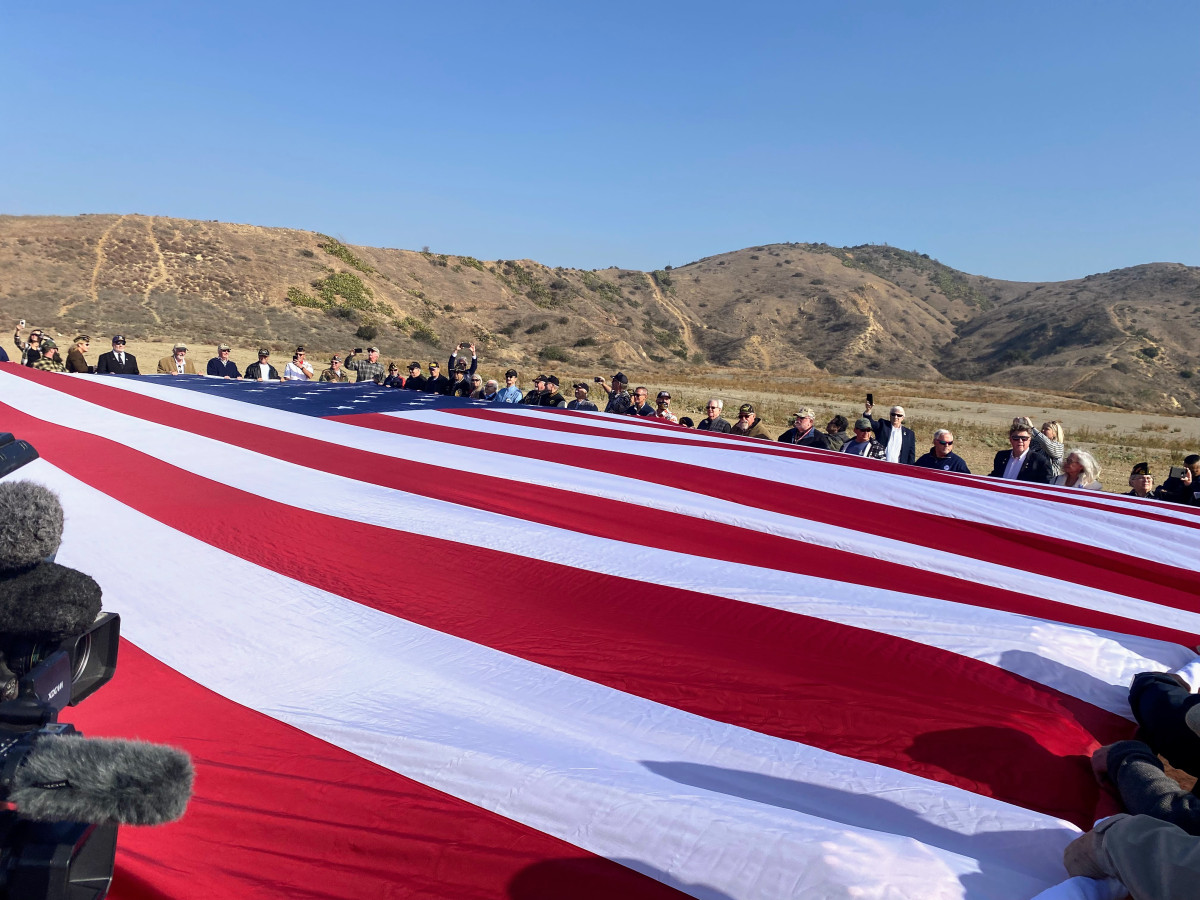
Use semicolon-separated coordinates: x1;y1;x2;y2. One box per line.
1155;455;1200;505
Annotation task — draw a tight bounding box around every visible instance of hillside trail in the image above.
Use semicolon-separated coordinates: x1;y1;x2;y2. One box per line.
643;273;696;353
140;217;165;325
844;285;885;358
59;214;128;317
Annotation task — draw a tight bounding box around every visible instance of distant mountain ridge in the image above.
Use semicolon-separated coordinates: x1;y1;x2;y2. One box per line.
2;214;1197;413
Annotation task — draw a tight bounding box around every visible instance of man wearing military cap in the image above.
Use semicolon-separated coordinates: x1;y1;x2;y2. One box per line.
1127;462;1156;499
320;355;349;382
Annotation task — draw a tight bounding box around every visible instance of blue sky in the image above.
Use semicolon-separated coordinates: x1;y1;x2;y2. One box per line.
2;2;1196;281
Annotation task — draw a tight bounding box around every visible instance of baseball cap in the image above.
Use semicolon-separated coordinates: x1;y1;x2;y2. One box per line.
258;349;270;357
111;335;126;344
545;375;560;386
738;403;754;415
331;355;342;363
217;343;231;352
367;346;379;353
854;417;873;432
573;382;589;390
796;407;816;420
408;361;421;370
172;343;188;352
657;391;671;400
505;368;519;378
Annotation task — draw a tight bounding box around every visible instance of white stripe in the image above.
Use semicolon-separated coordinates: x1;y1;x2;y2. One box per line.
19;457;1076;900
2;373;1189;716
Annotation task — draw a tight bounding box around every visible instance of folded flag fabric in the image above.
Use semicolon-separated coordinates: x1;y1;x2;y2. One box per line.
2;365;1198;899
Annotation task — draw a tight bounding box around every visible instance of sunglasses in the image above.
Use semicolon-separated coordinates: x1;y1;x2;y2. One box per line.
737;413;752;419
936;440;953;446
1011;436;1031;442
706;406;720;410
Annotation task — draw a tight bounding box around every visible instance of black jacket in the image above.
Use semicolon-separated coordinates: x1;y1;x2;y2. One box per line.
244;361;281;381
777;427;831;449
95;351;140;375
989;449;1053;483
865;414;916;464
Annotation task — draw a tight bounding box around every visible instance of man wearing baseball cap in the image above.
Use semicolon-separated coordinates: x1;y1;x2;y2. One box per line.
345;346;385;384
207;343;242;379
31;336;66;372
495;368;523;403
157;342;198;375
732;403;772;440
567;382;598;412
245;349;282;382
96;335;139;375
653;391;678;424
403;361;426;391
778;407;830;449
598;372;632;415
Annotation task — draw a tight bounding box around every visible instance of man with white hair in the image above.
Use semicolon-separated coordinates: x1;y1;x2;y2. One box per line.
865;400;916;464
157;343;198;375
696;398;732;433
915;430;971;473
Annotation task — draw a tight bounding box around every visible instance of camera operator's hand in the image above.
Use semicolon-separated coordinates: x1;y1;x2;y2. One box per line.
469;342;476;355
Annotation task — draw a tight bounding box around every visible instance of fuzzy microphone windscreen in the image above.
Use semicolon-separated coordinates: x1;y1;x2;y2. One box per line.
0;481;64;570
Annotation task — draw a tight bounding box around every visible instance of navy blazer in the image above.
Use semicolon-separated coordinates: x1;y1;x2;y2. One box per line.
866;414;916;465
989;449;1053;483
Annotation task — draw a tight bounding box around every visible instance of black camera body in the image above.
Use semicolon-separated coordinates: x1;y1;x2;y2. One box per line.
0;445;192;900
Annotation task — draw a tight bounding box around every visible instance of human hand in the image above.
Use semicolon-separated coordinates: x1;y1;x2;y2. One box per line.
1062;830;1110;879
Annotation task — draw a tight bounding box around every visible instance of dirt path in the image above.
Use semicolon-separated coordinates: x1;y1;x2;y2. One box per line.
59;214;127;317
141;217;166;325
644;273;696;353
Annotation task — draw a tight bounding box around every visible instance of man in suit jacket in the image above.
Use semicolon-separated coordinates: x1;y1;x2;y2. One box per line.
865;403;916;464
989;425;1053;483
157;343;199;375
95;335;140;375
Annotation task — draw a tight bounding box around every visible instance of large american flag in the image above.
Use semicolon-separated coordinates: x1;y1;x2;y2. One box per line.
2;363;1198;899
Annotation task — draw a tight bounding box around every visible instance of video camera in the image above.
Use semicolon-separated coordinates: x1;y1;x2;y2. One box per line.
0;437;193;899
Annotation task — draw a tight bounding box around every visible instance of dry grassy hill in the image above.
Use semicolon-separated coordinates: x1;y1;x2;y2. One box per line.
2;214;1198;413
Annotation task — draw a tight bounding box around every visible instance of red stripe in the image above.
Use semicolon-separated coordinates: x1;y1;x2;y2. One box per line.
6;373;1197;640
340;409;1200;610
68;643;687;900
8;405;1132;826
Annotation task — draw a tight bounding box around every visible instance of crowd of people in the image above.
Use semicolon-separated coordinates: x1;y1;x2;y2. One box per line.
12;325;1200;505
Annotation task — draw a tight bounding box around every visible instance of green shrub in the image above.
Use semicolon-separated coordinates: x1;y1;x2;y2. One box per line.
286;287;324;309
1181;370;1194;379
540;346;569;362
317;236;375;274
314;271;374;309
355;323;378;341
526;321;549;334
574;337;597;347
411;322;439;345
458;256;486;272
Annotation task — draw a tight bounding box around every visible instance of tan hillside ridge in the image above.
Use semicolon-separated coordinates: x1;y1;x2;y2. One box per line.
3;214;1200;436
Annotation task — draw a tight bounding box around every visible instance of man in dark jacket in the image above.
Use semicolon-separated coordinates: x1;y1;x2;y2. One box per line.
915;430;971;474
244;349;282;382
539;376;567;407
522;375;547;405
424;360;449;394
778;407;830;449
403;362;425;391
988;425;1053;483
445;343;477;396
626;387;654;417
865;402;916;464
207;343;241;378
95;335;139;374
696;398;732;433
